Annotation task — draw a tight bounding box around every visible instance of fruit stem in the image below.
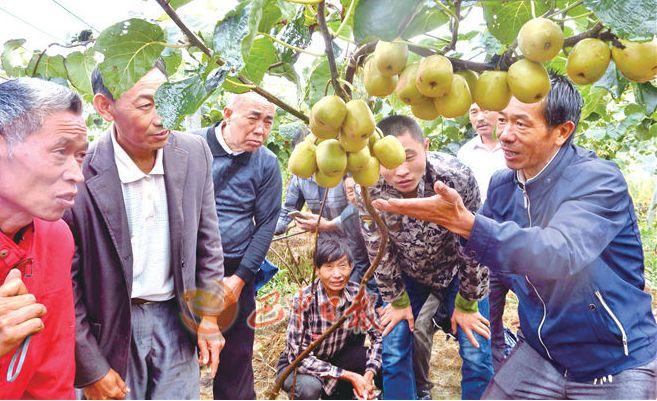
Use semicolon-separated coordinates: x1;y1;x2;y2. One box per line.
316;1;350;100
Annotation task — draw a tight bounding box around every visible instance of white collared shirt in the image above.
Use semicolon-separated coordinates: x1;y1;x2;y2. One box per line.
457;135;507;201
216;122;245;155
111;130;174;301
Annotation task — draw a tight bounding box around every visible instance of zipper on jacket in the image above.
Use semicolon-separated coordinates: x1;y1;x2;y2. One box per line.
520;183;552;360
594;291;629;356
525;275;553;360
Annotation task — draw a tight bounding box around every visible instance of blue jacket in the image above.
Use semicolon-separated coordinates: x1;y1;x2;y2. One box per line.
465;143;657;381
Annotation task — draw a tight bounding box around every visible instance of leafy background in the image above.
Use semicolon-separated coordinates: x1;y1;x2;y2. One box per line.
1;0;656;272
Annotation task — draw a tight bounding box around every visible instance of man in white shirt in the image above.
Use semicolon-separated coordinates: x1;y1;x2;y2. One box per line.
457;104;507;200
412;104;511;398
65;61;225;399
458;103;513;371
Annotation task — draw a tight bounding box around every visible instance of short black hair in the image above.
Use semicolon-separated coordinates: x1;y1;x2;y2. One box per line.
377;115;424;143
542;72;583;138
91;58;167;100
314;233;353;269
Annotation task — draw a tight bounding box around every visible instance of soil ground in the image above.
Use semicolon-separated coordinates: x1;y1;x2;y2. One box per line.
199;232;656;400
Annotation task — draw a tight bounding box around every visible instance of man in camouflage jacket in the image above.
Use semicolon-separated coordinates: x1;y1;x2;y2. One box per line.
354;115;493;400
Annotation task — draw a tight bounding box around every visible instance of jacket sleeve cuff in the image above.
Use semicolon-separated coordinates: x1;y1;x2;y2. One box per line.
464;214;495;269
75;359;111;388
234;265;257;284
391;290;410;309
330;216;343;232
455;292;479;313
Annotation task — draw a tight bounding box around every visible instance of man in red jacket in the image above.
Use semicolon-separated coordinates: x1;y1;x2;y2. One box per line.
0;78;87;398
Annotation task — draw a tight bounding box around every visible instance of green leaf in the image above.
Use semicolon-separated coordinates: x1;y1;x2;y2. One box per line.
95;19;166;99
624;103;646;116
402;2;450;40
275;11;312;65
161;48;182;76
648;123;657;140
634;83;657;115
583;0;657;40
212;0;264;72
593;61;629;99
544;55;567;75
353;0;423;43
2;39;28;77
223;36;278;93
482;0;550;45
29;53;68;82
65;49;96;101
269;61;299;84
168;0;195;9
258;0;283;33
155;67;228;130
304;59;331;107
478;31;505;55
581;86;608;120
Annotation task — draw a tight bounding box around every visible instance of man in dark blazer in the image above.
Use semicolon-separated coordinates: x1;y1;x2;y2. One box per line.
194;92;282;400
64;63;225;399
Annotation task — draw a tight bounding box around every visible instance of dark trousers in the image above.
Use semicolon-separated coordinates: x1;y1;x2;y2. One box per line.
489;272;513;371
278;336;381;399
213;258;256;400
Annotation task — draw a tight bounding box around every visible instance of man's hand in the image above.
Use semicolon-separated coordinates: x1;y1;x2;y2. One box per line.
372;181;476;239
341;370;376;400
344;177;357;205
222;275;245;306
362;370;376;400
293;212;337;233
451;308;491;348
83;369;129;400
0;269;46;356
197;315;225;378
379;304;414;336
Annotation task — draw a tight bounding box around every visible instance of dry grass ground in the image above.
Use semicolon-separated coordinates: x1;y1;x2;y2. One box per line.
200;232;657;400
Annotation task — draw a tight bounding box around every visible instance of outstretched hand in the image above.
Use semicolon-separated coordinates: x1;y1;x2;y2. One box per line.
372;181;475;239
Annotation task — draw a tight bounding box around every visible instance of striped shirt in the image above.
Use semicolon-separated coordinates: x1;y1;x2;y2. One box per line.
279;280;382;395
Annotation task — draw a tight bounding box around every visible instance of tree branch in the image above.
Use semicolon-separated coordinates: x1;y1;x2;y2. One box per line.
266;187;389;399
237;76;310;123
29;39;95;77
155;0;219;62
155;0;309;123
563;22;605;47
442;0;462;54
316;1;349;99
344;41;377;95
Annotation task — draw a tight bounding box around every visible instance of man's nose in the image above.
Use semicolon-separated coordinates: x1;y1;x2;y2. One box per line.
65;157;85;184
498;124;513;143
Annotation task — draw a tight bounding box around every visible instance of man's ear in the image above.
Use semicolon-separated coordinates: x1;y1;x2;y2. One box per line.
554;121;576;147
93;93;114;122
0;136;8;160
424;138;430;150
223;107;233;122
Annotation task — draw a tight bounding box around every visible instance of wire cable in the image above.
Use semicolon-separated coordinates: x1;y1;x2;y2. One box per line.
0;5;62;41
48;0;100;33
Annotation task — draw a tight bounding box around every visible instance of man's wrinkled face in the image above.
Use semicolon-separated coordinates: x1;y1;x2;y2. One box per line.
316;255;352;296
497;97;572;179
380;132;428;197
223;96;275;152
468;104;499;138
0;111;87;221
104;68;169;154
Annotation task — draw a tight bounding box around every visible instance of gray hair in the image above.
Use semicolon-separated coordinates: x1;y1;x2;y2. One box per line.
0;78;82;153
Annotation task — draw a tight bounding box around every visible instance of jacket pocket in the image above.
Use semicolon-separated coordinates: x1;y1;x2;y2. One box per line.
589;291;629;356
